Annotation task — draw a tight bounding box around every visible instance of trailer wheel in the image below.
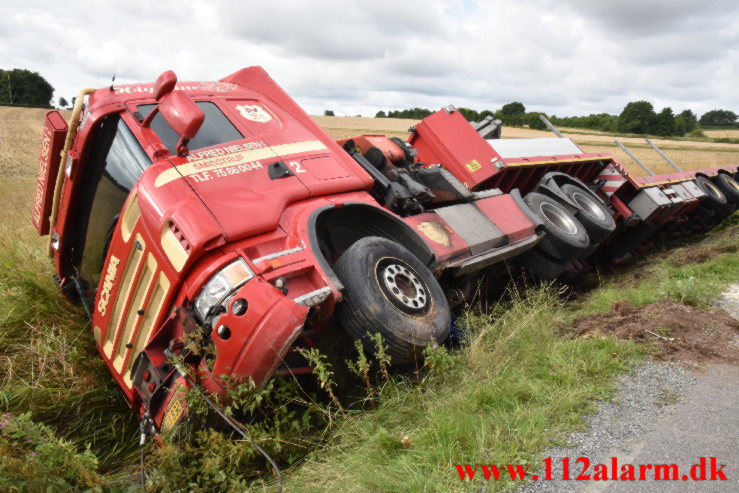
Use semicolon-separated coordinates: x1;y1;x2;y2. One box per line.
560;184;616;244
333;236;450;364
694;176;728;210
712;173;739;206
523;192;590;261
519;247;569;280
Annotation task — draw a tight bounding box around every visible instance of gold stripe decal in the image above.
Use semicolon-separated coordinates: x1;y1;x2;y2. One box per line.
155;140;328;187
504;157;599;167
103;234;146;358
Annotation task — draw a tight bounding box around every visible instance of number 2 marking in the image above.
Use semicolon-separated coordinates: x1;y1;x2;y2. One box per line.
289;161;306;173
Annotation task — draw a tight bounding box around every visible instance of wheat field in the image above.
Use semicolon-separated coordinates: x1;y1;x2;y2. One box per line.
313;115;739;177
2;107;737;183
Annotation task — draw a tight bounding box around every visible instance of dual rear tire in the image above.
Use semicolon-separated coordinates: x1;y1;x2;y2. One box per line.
711;173;739;207
519;187;615;279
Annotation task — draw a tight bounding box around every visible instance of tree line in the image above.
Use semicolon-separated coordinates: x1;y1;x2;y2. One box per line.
0;69;55;107
375;101;739;136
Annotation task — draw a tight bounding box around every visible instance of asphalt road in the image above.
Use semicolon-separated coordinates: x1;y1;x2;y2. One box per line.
595;364;739;492
518;286;739;493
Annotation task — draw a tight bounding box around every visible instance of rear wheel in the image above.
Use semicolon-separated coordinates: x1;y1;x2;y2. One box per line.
560;184;616;244
523;192;590;261
334;236;450;364
519;247;569;280
694;175;728;210
712;173;739;206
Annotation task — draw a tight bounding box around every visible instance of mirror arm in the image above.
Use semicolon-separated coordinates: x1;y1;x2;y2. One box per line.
141;106;160;128
176;136;190;157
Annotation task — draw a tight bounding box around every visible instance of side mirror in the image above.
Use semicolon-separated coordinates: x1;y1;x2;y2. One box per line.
142;70;204;157
159;92;204;156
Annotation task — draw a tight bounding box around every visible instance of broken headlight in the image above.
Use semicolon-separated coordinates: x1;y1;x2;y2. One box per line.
194;258;254;322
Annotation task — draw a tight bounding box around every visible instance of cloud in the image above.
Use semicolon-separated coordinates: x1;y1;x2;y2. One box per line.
1;0;738;118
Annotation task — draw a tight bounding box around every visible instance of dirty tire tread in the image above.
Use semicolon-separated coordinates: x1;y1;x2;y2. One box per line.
519;246;569;280
523;192;590;261
560;184;616;244
333;236;450;364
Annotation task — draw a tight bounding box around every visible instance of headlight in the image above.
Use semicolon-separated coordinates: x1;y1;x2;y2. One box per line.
194;258;254;321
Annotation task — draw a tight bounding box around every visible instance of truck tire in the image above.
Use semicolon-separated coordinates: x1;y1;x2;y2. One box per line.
333;236;450;364
712;173;739;206
519;247;570;280
694;175;728;210
523;192;590;261
560;184;616;244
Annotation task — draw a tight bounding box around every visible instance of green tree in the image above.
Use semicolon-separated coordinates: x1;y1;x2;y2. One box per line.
501;101;526;115
324;110;335;116
479;109;495;120
617;101;656;134
0;68;55;106
375;110;387;118
699;109;737;126
527;113;547;130
676;109;698;132
457;107;480;121
653;107;676;136
386;107;432;119
58;97;69;109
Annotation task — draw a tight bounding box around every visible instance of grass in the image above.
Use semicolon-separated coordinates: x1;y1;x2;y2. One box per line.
0;106;737;490
568;214;739;319
283;287;646;492
0;177;140;487
281;218;738;492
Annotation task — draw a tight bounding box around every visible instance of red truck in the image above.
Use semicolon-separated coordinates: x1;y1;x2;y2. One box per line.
33;67;739;432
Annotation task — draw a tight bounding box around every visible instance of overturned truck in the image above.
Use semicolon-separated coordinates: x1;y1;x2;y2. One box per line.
33;67;739;431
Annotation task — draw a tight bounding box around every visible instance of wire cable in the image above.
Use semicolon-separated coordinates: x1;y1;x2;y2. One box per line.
165;350;283;492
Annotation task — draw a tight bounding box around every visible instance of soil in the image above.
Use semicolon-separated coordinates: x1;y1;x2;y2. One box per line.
572;299;739;366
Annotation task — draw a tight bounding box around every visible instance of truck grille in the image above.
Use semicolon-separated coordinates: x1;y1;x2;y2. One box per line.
102;233;171;388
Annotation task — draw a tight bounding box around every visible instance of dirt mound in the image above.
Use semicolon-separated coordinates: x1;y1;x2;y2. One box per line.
573;300;739;366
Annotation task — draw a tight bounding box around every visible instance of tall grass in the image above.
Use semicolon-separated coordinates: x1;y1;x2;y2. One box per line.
0;178;139;486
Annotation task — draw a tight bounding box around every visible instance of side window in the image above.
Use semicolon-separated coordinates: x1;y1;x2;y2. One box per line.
138;101;243;155
77;117;150;288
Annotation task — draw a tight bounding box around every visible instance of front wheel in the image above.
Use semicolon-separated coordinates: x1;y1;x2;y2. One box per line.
334;236;451;364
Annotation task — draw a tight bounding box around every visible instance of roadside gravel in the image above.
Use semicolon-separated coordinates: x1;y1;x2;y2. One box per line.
516;284;739;492
517;362;697;493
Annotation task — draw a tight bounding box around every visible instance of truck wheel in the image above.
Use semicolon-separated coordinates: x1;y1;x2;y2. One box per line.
519;247;569;280
694;176;728;210
523;192;590;261
712;173;739;206
333;236;450;364
560;184;616;244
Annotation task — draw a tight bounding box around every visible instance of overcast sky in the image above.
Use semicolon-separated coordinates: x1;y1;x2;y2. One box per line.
3;0;738;117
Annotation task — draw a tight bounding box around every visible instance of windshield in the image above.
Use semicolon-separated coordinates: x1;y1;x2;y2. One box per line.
77;117;151;287
138;101;243;155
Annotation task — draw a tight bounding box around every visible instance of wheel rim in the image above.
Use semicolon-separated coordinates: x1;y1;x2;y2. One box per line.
540;202;578;235
376;258;430;314
703;179;724;199
572;192;606;221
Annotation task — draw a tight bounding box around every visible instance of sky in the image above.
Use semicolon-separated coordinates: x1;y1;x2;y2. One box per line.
2;0;738;118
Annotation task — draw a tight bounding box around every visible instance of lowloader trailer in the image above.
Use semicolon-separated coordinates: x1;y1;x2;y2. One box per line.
32;67;739;433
